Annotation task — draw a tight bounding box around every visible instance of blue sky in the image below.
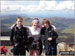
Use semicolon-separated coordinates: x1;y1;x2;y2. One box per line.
1;0;75;18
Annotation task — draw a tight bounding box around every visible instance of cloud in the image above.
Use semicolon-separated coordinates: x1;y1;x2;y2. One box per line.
55;1;74;10
1;1;39;13
38;1;56;11
24;1;74;13
20;1;56;13
20;5;38;13
38;1;74;11
1;1;74;14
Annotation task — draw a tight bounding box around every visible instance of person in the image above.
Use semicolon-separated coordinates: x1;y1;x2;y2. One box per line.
10;17;28;56
28;18;42;56
10;18;57;56
41;19;58;56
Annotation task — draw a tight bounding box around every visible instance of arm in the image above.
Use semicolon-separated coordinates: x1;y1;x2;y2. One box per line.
52;25;56;32
40;27;46;45
10;28;14;45
52;31;58;40
48;31;58;41
23;28;29;52
10;24;16;29
23;27;30;51
48;27;58;41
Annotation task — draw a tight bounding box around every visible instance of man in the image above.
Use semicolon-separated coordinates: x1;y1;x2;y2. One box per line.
10;17;28;56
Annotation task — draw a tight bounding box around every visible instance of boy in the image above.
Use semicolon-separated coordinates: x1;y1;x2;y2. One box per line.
10;17;28;56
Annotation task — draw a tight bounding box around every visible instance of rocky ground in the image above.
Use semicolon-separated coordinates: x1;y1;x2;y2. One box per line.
0;43;75;56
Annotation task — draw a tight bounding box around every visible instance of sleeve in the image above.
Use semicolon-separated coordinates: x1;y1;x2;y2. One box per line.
39;36;43;55
10;28;14;45
52;25;56;31
40;28;46;46
10;24;16;29
52;31;58;40
23;28;28;45
40;27;45;35
23;28;29;52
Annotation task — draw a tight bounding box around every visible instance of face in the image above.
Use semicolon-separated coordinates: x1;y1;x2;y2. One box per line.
16;19;23;27
43;23;49;28
32;21;39;28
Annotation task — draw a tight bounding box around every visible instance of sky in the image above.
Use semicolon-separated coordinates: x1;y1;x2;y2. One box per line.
1;0;75;18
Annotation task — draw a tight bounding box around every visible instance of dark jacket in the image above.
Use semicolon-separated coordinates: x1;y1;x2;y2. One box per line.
10;25;28;46
28;35;42;55
41;25;58;46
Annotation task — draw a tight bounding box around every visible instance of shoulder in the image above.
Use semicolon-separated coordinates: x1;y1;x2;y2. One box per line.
23;27;27;30
41;27;46;32
28;27;32;31
10;24;16;29
41;27;46;30
28;26;32;29
11;27;15;32
22;27;28;34
51;25;56;31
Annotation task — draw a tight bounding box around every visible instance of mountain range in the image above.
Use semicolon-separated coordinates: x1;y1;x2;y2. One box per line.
1;14;75;44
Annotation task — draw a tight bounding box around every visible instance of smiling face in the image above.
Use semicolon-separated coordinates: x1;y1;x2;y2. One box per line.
16;17;23;27
42;19;50;28
32;20;39;29
43;23;49;28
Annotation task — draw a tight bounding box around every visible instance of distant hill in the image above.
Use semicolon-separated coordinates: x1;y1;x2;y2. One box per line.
1;15;32;32
61;26;75;35
1;15;75;36
1;14;75;44
47;17;74;30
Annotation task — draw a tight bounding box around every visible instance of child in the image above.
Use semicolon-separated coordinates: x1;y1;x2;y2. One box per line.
10;17;28;56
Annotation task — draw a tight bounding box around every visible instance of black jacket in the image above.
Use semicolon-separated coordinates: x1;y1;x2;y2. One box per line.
41;25;58;45
10;25;28;46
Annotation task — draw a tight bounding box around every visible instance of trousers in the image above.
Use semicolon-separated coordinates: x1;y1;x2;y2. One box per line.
12;45;26;56
45;44;57;56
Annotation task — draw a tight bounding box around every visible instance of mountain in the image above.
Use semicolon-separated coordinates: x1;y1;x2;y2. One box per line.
1;14;75;45
1;14;75;44
61;26;75;35
46;17;74;30
1;15;32;33
1;14;75;36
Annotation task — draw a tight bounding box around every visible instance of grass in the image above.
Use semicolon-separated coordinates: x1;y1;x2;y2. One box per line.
58;35;68;38
61;26;75;35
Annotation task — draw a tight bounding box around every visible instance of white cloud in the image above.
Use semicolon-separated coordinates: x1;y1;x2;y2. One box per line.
26;1;74;13
38;1;56;10
1;1;38;13
1;1;74;13
20;5;38;13
21;1;56;13
56;1;74;10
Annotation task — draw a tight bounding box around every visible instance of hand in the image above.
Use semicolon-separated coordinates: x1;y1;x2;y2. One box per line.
48;38;52;41
41;25;44;27
10;24;15;29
